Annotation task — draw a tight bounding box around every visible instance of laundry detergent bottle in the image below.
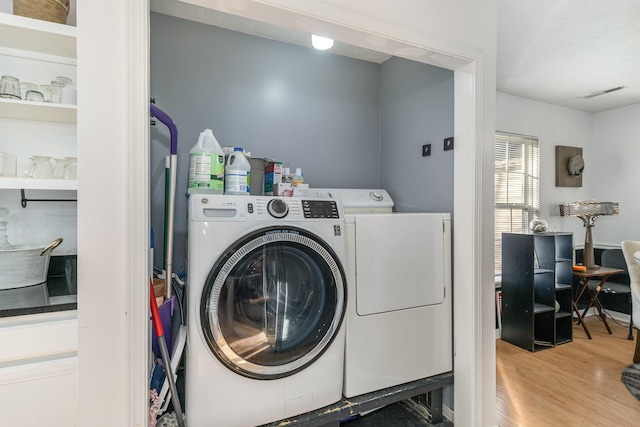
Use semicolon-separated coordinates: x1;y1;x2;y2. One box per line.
224;147;251;195
187;129;225;194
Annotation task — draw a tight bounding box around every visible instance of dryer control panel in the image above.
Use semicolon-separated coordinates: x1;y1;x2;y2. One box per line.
308;188;394;214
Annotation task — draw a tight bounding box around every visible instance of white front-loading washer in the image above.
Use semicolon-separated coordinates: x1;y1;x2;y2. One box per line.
186;194;347;427
310;189;453;398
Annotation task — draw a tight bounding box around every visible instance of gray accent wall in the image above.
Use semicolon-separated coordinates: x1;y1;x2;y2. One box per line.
380;57;455;213
150;12;453;273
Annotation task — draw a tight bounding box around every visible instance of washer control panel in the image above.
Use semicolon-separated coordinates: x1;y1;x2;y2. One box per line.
261;198;341;219
191;195;343;221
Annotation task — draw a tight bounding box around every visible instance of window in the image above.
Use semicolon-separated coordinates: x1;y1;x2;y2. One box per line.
494;132;540;273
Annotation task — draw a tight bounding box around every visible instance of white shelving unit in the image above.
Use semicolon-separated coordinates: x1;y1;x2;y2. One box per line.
0;176;77;190
0;11;77;192
0;10;78;259
0;12;76;57
0;97;76;123
0;10;79;424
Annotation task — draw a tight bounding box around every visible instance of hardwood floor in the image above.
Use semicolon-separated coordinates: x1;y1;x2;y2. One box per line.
496;316;640;426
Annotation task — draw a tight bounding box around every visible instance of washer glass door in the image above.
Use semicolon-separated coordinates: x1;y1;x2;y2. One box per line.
200;226;346;379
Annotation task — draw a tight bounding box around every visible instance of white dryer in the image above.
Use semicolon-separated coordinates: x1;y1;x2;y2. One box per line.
186;194;347;427
310;189;453;398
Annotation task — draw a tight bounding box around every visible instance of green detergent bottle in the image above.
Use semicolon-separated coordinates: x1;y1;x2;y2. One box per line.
187;129;225;194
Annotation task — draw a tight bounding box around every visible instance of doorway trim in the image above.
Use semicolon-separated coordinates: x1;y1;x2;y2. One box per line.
78;1;495;425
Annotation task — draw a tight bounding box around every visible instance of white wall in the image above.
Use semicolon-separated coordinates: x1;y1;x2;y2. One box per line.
496;92;594;242
592;103;640;246
497;92;640;249
78;1;149;426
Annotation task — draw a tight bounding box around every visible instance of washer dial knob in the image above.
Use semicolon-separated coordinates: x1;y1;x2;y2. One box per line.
267;198;289;218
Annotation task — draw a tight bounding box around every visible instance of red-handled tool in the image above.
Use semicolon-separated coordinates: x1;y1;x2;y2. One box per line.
150;279;185;427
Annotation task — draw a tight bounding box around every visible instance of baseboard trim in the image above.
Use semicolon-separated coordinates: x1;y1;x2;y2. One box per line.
578;307;630;324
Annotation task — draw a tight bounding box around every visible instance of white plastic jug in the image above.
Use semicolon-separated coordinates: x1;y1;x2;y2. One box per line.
224;147;251;195
187;129;225;194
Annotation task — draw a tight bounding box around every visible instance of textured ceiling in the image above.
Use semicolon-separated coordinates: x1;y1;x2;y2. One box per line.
152;0;640;114
497;0;640;113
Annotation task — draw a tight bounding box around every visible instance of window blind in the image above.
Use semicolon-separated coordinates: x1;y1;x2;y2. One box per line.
495;132;540;272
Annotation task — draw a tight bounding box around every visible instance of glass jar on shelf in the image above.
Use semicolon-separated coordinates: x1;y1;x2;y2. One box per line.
25;156;54;178
62;156;77;179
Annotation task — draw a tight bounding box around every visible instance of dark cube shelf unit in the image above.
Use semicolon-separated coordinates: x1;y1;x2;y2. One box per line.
501;232;574;352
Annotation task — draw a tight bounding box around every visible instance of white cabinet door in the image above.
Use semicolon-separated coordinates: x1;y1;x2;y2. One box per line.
0;356;77;427
0;311;78;427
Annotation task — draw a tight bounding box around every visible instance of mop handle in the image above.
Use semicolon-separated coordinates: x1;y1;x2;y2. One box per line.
150;279;164;337
149;279;186;427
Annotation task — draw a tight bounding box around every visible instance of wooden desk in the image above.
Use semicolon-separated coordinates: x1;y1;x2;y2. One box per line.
573;267;624;339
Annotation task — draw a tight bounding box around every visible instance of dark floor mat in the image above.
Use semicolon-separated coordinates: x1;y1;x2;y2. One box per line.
341;400;451;426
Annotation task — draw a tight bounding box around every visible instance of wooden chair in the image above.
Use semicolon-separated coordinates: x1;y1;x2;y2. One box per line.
621;241;640;363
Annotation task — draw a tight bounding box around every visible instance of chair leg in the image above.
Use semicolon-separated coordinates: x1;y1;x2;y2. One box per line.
634;329;640;365
630;311;635;341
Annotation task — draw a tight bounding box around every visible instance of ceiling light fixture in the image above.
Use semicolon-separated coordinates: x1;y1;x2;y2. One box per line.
311;34;334;50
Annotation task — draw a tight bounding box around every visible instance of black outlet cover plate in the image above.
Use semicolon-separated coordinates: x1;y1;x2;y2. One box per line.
444;137;454;150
